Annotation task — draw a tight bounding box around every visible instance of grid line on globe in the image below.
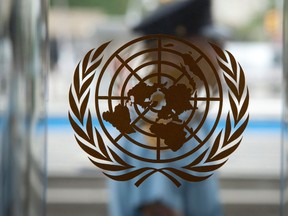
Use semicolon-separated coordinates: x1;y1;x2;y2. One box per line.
95;35;223;163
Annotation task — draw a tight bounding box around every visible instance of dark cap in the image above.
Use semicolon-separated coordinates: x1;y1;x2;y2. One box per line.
133;0;212;37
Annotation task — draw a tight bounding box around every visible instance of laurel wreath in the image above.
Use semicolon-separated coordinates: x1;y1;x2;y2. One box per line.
68;41;249;187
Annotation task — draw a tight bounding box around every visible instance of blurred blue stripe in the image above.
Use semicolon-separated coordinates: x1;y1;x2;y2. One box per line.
48;117;281;131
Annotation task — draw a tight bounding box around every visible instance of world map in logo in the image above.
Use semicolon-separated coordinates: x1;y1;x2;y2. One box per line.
102;52;203;152
94;35;224;164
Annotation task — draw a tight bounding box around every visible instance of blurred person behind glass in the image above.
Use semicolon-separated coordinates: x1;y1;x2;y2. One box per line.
108;0;225;215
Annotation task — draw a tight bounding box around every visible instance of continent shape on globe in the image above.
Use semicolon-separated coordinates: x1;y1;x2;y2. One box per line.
102;80;196;151
127;82;158;108
150;122;187;151
103;104;135;134
157;84;194;122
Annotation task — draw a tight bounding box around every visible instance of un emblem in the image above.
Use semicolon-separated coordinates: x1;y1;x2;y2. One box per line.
68;35;249;187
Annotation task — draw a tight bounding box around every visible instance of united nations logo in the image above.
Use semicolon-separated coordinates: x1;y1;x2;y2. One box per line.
68;35;249;187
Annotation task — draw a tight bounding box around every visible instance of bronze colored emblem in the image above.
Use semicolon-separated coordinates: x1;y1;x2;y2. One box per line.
68;35;249;187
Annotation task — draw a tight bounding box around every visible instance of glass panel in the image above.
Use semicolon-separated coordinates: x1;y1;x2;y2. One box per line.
48;0;284;215
282;0;288;215
0;0;48;215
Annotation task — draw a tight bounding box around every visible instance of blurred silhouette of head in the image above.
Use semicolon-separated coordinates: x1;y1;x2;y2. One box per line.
133;0;223;43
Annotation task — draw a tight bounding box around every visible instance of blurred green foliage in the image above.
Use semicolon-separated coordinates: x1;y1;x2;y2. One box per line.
233;0;277;41
233;12;268;41
50;0;129;14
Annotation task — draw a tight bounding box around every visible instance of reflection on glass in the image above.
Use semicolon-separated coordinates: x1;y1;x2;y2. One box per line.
282;0;288;215
47;0;284;216
0;0;48;215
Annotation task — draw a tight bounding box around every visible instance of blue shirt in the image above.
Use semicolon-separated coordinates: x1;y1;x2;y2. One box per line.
107;121;223;216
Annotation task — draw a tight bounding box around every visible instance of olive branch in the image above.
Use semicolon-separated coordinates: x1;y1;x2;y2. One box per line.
68;42;159;184
68;41;249;187
181;43;250;176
